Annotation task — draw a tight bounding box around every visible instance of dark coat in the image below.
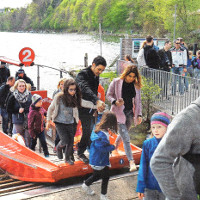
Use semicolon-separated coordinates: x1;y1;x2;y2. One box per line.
6;92;32;124
0;83;10;108
144;45;160;69
158;48;172;72
28;104;47;138
15;72;34;86
75;66;99;116
0;67;10;86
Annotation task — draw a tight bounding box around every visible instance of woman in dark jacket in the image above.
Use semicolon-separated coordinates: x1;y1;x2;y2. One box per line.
6;79;32;147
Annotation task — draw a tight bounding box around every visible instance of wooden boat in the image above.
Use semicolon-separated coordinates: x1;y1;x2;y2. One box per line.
0;57;142;183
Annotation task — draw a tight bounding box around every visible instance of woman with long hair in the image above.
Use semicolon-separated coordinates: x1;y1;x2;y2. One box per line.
46;78;96;165
6;79;32;147
106;64;142;172
52;77;67;98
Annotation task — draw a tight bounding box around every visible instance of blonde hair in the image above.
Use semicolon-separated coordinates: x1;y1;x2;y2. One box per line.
26;83;32;91
140;41;147;49
14;79;27;90
57;78;67;89
120;64;142;88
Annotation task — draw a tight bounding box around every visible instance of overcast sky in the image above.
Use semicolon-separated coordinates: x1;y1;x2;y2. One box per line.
0;0;32;9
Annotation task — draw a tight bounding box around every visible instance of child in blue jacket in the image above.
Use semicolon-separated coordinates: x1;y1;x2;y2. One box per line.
136;112;171;200
82;111;117;200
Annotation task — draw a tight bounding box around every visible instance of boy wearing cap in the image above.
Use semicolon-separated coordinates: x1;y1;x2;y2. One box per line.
136;112;171;200
28;94;49;157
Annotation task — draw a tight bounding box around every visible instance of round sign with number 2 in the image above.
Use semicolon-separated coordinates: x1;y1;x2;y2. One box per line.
19;47;35;66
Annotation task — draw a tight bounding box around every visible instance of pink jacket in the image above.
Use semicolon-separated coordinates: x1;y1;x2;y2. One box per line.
106;78;142;125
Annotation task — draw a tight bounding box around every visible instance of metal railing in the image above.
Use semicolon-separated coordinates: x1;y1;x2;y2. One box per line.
117;60;200;116
140;67;200;116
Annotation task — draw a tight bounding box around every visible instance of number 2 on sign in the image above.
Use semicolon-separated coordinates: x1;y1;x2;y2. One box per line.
22;50;32;62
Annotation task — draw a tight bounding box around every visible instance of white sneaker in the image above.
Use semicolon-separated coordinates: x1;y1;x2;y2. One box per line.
82;183;95;196
100;194;109;200
129;161;137;172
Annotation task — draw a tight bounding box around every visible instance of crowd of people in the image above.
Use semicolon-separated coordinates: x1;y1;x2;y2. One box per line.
0;50;199;200
137;36;200;96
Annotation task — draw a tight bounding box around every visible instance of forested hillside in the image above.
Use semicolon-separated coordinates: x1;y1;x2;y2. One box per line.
0;0;199;42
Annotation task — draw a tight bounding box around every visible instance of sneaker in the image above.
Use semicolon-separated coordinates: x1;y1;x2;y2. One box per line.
45;154;49;158
100;194;109;200
78;154;89;164
70;155;75;162
82;183;95;196
129;161;137;172
53;146;57;153
65;159;74;165
57;148;63;159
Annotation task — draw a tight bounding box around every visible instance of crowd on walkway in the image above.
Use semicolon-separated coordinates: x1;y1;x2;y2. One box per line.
0;48;200;200
137;36;200;97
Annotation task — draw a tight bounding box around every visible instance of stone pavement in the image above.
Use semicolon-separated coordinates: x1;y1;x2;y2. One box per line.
27;172;139;200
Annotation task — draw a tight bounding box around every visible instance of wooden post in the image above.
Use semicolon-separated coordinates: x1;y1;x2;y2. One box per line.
37;65;40;90
84;53;88;68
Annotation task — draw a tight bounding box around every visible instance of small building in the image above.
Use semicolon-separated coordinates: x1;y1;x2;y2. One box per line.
120;38;167;59
0;9;5;13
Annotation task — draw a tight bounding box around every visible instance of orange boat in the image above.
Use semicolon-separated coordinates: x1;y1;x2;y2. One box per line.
0;57;142;183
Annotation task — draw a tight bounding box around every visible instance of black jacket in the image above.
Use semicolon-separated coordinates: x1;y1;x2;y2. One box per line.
144;45;160;69
6;92;32;124
75;66;99;116
15;72;34;86
0;83;10;108
0;67;10;86
158;48;172;72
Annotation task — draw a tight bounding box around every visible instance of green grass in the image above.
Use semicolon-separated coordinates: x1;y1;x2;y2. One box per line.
100;71;117;79
129;122;150;147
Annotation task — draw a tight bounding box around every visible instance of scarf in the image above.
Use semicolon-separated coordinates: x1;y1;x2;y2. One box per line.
13;89;30;103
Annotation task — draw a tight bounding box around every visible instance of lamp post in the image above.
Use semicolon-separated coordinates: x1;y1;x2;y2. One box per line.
99;22;102;56
173;4;177;41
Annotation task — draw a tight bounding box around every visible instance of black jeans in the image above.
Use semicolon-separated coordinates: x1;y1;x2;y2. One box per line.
55;122;77;160
85;166;110;195
30;130;49;156
78;114;95;156
1;108;8;134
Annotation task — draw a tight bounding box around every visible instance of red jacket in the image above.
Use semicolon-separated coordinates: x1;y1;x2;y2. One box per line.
28;104;47;138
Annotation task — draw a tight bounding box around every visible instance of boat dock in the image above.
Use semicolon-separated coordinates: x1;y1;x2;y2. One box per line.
0;116;140;200
0;170;139;200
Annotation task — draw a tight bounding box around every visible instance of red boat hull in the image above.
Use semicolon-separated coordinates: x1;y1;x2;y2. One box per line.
0;130;141;182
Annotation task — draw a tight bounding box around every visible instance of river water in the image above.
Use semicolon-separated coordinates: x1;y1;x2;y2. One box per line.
0;32;119;96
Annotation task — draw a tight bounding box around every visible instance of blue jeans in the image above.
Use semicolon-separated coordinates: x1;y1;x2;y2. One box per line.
183;72;189;91
172;67;184;95
194;68;200;79
1;108;9;134
116;110;134;161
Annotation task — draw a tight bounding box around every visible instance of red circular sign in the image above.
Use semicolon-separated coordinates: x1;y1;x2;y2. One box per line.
19;47;35;66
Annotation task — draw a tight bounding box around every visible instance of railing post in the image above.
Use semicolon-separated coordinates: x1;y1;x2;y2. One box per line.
60;71;63;78
37;65;40;90
84;53;88;68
